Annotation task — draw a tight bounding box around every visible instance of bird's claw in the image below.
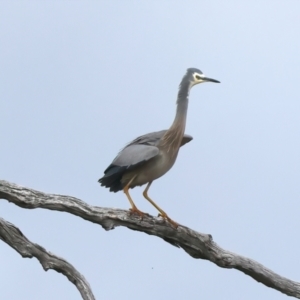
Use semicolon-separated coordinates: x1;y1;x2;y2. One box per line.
129;208;146;219
158;213;179;228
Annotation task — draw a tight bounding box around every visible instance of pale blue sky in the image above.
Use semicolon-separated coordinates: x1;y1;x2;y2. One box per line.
1;1;300;299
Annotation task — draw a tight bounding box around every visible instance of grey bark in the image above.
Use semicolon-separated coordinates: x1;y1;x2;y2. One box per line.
0;180;299;299
0;216;95;300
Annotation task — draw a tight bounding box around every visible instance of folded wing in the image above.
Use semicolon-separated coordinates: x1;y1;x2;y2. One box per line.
99;130;193;192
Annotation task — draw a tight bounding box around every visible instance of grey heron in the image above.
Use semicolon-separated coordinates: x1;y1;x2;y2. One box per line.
99;68;220;227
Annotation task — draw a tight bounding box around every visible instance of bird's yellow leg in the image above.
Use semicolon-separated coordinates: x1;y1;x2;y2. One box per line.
143;182;178;228
123;176;145;217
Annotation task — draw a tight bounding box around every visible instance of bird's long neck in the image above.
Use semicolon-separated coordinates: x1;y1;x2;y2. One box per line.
160;81;190;152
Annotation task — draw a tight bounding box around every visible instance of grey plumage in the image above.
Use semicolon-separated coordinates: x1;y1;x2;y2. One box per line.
100;130;193;192
99;68;220;226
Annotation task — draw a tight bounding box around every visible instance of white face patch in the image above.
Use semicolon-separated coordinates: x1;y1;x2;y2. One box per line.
194;73;205;81
193;72;205;83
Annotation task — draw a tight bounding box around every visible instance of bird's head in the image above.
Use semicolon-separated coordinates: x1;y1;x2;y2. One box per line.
185;68;220;87
177;68;220;103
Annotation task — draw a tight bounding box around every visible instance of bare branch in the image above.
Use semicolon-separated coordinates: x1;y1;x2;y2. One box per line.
0;216;95;300
0;180;299;299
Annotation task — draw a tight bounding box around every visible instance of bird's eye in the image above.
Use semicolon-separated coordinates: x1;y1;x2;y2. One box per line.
195;75;201;80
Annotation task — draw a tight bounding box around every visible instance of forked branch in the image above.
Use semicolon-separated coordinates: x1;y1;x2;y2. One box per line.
0;180;299;299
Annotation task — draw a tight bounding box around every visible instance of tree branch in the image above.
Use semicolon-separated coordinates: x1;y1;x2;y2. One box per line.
0;180;299;299
0;216;95;300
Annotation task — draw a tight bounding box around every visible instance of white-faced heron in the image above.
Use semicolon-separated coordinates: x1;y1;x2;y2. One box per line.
99;68;220;227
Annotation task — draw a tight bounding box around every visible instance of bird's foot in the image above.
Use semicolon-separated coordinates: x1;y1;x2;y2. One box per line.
129;208;146;219
158;213;179;228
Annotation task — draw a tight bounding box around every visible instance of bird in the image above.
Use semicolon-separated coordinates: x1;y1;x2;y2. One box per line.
99;68;220;227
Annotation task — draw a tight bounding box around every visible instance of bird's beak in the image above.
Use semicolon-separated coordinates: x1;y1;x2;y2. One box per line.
203;77;220;83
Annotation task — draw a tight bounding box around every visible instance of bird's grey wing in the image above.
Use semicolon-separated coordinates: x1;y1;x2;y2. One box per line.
99;144;159;192
180;134;193;146
126;130;193;147
125;130;167;147
112;144;159;167
99;132;192;192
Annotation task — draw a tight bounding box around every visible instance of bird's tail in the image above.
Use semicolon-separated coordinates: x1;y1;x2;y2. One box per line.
98;164;126;192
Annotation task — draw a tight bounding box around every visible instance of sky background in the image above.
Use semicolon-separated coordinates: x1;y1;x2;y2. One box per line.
1;1;300;299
